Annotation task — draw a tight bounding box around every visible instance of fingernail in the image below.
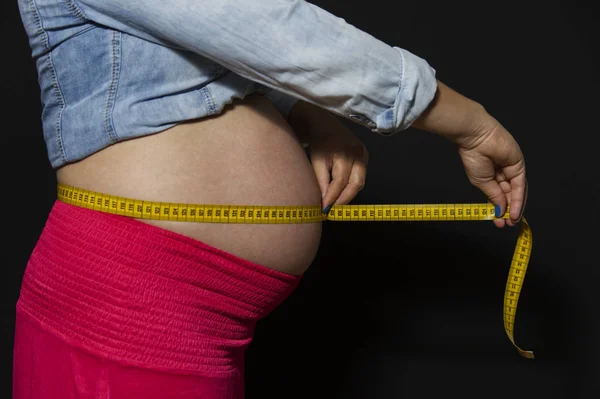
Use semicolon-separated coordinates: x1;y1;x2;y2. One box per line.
323;205;331;214
495;205;502;218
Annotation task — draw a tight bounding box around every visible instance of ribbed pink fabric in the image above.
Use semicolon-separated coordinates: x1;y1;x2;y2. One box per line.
13;200;302;398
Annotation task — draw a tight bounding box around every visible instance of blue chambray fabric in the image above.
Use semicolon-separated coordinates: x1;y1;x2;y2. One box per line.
18;0;437;168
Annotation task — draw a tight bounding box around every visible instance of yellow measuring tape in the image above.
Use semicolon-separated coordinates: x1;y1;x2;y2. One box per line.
57;183;534;359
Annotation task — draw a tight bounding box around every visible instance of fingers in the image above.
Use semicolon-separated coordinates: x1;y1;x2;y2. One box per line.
314;153;367;212
477;178;508;229
321;160;352;212
459;123;526;229
491;167;527;228
508;173;528;225
498;179;513;227
462;151;509;228
334;161;367;205
311;155;332;202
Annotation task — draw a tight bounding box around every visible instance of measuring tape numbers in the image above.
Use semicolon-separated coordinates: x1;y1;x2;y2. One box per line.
56;183;534;359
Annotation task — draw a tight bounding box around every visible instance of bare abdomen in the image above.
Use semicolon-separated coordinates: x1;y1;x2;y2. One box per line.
57;94;323;275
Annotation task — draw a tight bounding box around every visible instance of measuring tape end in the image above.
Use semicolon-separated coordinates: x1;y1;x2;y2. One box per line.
519;350;535;359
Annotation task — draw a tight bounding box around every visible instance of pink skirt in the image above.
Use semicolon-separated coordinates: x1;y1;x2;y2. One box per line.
13;200;302;398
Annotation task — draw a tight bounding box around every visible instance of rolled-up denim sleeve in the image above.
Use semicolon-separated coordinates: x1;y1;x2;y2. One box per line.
72;0;437;134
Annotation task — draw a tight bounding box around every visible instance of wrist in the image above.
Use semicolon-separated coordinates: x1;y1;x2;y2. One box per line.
411;80;495;146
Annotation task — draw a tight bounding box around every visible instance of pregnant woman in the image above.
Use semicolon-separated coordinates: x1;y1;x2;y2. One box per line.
14;1;526;398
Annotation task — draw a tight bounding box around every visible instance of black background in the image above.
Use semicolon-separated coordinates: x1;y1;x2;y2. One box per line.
2;0;598;398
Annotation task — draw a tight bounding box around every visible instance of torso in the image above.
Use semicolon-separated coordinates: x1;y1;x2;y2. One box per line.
57;94;322;275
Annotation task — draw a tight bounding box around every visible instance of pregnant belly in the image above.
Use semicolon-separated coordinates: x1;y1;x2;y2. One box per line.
57;94;323;275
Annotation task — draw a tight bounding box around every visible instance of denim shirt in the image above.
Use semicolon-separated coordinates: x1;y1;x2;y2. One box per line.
18;0;437;169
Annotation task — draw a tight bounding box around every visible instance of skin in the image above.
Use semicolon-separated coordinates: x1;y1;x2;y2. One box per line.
411;81;527;228
57;81;527;275
58;94;323;276
289;80;527;229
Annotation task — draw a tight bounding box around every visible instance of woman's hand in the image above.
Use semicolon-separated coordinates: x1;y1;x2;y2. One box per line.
412;81;528;228
457;120;527;228
308;125;368;213
287;101;368;212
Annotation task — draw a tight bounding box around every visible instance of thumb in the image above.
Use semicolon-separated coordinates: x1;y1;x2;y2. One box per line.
476;179;508;228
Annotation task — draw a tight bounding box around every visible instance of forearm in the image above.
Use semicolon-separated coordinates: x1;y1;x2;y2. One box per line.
411;81;496;146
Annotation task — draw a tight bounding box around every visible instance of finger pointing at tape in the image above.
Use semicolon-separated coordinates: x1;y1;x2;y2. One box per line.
285;100;369;212
309;133;368;213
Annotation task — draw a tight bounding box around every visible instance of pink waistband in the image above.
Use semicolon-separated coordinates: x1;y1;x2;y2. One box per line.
17;200;302;375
